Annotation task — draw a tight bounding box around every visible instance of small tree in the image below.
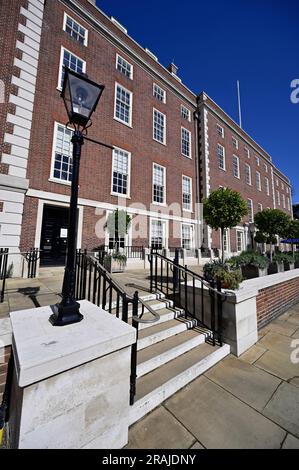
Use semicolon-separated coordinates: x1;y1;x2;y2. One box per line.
105;209;131;252
203;188;248;262
285;219;299;259
254;208;291;262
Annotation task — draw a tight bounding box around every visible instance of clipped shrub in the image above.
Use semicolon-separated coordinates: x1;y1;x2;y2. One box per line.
214;268;243;290
228;250;268;269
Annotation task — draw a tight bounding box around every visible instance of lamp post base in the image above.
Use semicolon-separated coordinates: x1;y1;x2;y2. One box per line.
49;300;83;326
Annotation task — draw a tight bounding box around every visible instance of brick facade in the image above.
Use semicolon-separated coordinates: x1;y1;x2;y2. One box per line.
0;0;293;265
256;278;299;329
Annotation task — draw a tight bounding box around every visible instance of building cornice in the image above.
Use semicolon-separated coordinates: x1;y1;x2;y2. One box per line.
198;92;291;186
60;0;197;107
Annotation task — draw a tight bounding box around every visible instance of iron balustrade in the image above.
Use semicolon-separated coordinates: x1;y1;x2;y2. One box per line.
0;248;8;303
74;249;159;405
24;248;40;278
96;246;145;260
148;249;228;346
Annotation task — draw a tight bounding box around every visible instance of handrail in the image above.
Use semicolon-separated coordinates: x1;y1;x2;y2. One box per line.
78;252;160;324
150;251;231;299
132;296;160;324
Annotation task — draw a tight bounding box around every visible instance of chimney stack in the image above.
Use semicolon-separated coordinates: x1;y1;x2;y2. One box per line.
167;63;178;76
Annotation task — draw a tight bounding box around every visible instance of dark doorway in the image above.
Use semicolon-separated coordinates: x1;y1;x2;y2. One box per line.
40;205;69;266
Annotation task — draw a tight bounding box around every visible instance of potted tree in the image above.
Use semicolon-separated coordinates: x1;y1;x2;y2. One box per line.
229;250;268;279
104;209;132;273
203;187;248;263
254;208;291;273
203;260;243;290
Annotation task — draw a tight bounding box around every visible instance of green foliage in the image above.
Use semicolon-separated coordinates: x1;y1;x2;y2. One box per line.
273;252;293;264
105;209;131;239
214;268;243;290
254;209;291;239
228;250;268;269
104;253;127;263
254;231;267;244
203;187;248;231
203;260;228;281
203;260;243;290
286;219;299;239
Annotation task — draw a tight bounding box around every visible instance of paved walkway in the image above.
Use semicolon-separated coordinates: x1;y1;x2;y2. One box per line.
1;267;299;449
127;304;299;449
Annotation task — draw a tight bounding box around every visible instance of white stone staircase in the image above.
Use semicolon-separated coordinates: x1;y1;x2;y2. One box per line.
127;292;230;425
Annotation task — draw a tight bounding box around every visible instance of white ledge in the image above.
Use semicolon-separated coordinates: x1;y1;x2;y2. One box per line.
10;300;136;387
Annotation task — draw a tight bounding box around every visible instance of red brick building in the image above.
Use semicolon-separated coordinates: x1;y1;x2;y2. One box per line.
0;0;293;272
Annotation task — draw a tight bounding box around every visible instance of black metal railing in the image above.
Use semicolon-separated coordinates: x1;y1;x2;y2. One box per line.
96;245;145;260
148;249;228;346
0;248;9;303
74;250;159;405
24;248;41;278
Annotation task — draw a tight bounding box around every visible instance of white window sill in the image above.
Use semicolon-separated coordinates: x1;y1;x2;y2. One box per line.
110;192;131;199
183;208;193;214
152;201;167;207
153;137;167;146
48;177;71;186
113;116;132;128
219;167;226;172
181;153;192;159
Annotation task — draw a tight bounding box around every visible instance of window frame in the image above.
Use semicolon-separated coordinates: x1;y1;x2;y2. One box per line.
256;171;261;191
244;147;250;159
49;122;73;186
247;198;253;223
150;218;168;249
216;124;224;138
57;46;86;91
114;82;133;127
232;154;240;179
181;127;192;158
110;146;131;198
181;105;191;122
153;83;166;103
236;230;244;253
265;177;270;196
245;163;252;185
63;12;88;46
116;53;133;80
181;223;194;250
232;136;238;150
153;108;166;145
217;143;226;171
152;162;166;206
182;175;192;212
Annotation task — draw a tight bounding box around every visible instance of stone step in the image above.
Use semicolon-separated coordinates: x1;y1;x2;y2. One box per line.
137;328;206;377
130;342;230;425
137;318;197;351
110;297;175;319
129;307;183;331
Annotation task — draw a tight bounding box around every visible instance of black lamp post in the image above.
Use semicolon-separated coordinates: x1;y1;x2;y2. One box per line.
49;68;104;326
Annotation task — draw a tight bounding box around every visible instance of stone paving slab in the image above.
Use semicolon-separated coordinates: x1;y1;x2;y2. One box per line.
164;376;286;449
259;332;295;354
204;355;281;411
255;349;299;381
266;321;298;337
263;382;299;438
282;433;299;449
239;344;267;364
126;406;196;449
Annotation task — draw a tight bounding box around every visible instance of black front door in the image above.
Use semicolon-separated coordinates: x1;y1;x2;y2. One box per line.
40;205;69;266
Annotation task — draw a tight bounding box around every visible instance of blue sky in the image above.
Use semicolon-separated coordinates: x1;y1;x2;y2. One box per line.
96;0;299;203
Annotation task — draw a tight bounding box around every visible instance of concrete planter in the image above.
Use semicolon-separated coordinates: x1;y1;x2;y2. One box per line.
241;265;267;279
104;257;126;273
283;262;295;271
268;262;284;275
295;260;299;269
